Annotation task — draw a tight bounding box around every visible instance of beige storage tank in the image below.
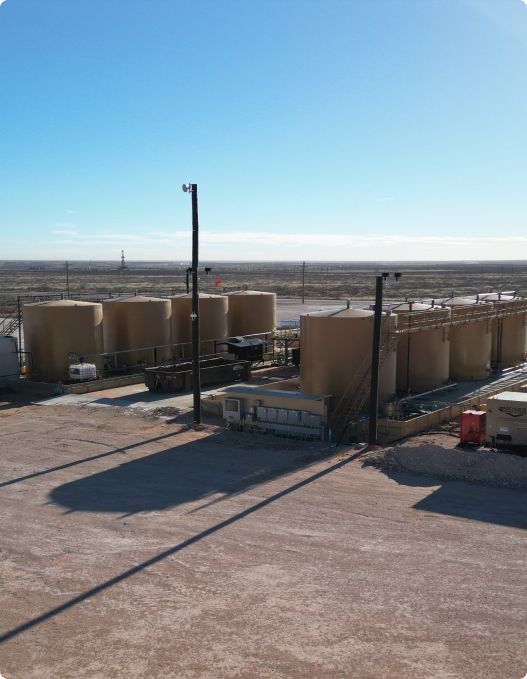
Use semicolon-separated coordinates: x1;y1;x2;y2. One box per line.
227;290;276;337
445;297;492;380
300;307;397;406
171;293;228;357
23;299;103;381
393;302;451;392
102;295;171;366
482;295;527;368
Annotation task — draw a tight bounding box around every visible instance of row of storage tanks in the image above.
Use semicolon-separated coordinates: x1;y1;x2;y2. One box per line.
300;295;527;405
23;291;276;381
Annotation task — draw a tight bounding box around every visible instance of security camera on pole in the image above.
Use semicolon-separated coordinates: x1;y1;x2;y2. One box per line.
182;182;201;425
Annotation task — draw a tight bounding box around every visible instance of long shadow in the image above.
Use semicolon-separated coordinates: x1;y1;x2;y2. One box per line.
0;450;359;645
377;468;527;530
0;429;185;489
90;391;182;407
48;431;328;515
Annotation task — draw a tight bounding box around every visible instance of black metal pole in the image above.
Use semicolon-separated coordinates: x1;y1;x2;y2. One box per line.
17;296;22;369
190;184;201;424
368;275;383;445
406;301;413;393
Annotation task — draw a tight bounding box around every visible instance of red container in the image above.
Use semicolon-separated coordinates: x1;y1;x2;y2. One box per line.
460;410;486;445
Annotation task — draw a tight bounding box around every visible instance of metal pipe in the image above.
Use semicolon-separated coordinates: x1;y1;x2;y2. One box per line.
397;382;458;404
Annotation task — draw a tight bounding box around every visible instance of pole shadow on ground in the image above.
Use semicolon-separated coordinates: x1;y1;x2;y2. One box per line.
371;467;527;530
48;430;328;515
0;450;360;645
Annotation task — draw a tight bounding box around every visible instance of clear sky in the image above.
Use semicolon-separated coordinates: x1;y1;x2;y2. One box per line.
1;0;527;262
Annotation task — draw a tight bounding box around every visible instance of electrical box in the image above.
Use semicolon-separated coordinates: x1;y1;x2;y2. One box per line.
460;410;486;445
486;392;527;447
224;398;242;423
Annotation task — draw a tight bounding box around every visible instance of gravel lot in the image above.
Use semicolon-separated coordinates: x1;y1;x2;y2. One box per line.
1;401;526;679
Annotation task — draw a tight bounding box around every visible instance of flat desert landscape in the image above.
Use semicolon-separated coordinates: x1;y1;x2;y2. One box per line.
1;260;527;316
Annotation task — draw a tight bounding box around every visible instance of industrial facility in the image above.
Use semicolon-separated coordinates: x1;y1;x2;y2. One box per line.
1;284;527;448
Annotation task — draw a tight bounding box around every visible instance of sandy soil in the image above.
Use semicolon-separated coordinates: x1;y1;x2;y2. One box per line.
1;402;526;678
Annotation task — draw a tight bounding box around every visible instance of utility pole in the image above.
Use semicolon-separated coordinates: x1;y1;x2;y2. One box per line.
65;261;70;298
406;301;413;393
183;183;201;424
368;275;384;445
301;261;306;304
368;272;401;445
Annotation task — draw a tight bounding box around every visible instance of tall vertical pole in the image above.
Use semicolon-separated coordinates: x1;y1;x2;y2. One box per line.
65;261;70;299
301;261;305;304
406;301;413;393
17;296;22;369
368;275;383;445
190;184;201;424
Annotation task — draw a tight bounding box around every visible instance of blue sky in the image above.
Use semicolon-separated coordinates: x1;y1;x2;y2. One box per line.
1;0;527;261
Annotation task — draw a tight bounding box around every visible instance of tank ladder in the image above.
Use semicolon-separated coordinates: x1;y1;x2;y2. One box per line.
330;331;397;445
0;309;21;337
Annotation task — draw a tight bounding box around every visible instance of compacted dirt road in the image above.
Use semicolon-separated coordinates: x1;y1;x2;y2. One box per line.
1;400;526;679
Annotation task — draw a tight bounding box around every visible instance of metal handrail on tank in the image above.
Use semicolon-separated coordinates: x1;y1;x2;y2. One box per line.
74;330;278;378
391;300;527;335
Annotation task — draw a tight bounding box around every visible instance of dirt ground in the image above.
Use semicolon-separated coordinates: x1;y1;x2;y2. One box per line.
1;401;526;679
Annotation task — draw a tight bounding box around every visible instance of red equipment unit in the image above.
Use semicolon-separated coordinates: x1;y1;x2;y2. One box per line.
460;410;486;445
